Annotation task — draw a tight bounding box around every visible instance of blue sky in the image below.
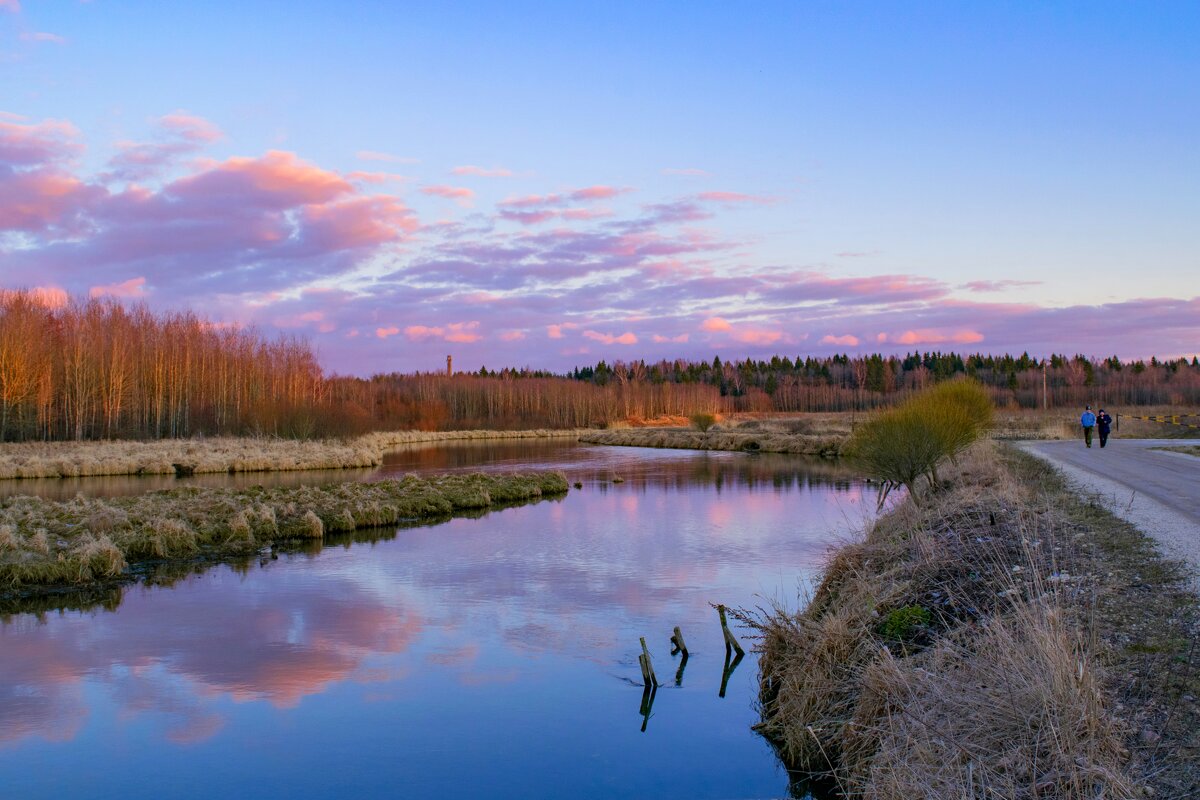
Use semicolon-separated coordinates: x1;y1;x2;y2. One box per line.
2;1;1197;372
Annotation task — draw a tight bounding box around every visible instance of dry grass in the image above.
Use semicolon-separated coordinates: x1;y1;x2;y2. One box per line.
1153;445;1200;457
748;442;1141;798
0;470;569;593
580;422;846;456
0;428;584;481
992;405;1200;441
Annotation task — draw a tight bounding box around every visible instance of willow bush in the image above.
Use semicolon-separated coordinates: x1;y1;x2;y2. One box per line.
847;379;992;507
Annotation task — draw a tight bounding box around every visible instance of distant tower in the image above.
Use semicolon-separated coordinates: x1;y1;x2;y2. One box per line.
447;355;452;377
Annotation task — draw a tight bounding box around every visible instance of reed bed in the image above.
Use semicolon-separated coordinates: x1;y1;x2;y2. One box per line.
748;441;1139;798
0;471;569;592
0;429;584;481
579;428;845;456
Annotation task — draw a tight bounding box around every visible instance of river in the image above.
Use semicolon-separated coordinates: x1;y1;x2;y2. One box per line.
0;441;869;799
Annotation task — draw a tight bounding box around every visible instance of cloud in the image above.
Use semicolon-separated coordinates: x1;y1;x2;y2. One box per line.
893;329;985;345
20;31;66;44
820;334;860;347
0;118;82;166
547;323;578;339
375;326;400;338
356;150;418;164
89;276;146;298
697;191;772;204
158;112;223;143
732;328;783;345
499;330;526;341
583;330;637;345
701;317;732;332
0;1;21;12
404;321;482;343
959;279;1041;293
652;333;689;343
451;165;513;177
420;185;475;207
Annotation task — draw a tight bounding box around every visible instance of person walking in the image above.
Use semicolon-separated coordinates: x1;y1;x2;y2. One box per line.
1097;408;1113;448
1080;405;1097;448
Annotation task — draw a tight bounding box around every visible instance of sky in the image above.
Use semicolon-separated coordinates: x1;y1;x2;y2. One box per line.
1;1;1197;375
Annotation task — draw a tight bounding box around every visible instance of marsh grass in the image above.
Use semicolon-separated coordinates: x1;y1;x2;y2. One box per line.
0;428;584;481
747;441;1139;799
578;422;844;453
0;470;569;593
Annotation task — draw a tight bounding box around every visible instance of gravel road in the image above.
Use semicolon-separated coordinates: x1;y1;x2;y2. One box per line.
1018;438;1200;589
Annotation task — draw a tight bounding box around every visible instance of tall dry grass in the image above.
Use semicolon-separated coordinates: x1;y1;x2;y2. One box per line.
0;428;583;481
0;471;569;591
749;442;1137;799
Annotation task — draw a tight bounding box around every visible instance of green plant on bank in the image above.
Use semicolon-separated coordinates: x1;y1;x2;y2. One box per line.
690;412;717;433
846;378;993;507
876;604;931;642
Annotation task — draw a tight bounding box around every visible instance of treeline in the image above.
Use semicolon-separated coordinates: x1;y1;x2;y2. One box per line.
559;351;1200;411
0;291;322;441
3;289;1198;441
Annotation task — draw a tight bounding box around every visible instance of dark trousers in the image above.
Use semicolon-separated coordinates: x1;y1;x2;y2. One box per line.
1083;426;1093;447
1099;429;1109;447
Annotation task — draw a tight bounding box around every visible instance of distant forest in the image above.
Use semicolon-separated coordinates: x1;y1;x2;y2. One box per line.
2;290;1198;441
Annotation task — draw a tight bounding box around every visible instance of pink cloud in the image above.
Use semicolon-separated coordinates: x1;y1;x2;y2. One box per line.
499;330;526;341
701;317;732;332
0;118;81;165
404;322;482;343
89;277;146;298
893;329;985;345
172;150;352;207
547;323;578;339
698;191;772;204
570;185;627;201
421;185;475;207
820;334;860;347
297;195;418;250
451;165;513;177
732;328;783;345
652;333;689;343
356;150;418;164
375;326;400;338
158;112;223;143
583;330;637;345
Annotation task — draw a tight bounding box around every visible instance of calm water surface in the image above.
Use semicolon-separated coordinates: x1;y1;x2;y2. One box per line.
0;443;870;799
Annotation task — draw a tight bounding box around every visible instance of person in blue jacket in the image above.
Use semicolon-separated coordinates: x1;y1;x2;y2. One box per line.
1080;405;1097;448
1097;408;1113;447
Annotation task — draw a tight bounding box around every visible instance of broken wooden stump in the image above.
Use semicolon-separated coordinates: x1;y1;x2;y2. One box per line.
670;625;688;657
716;604;745;657
639;636;659;688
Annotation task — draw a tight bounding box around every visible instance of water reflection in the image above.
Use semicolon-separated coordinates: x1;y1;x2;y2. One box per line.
0;444;868;800
0;439;852;500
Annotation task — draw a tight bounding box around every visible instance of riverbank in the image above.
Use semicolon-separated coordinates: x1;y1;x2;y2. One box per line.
580;428;844;456
750;441;1199;797
0;471;569;597
0;429;583;481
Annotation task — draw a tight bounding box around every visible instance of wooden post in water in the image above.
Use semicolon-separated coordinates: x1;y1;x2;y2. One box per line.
717;605;745;657
670;626;688;657
639;637;659;688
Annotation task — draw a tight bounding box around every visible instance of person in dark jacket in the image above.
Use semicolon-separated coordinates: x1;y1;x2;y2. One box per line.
1080;405;1096;448
1097;408;1113;447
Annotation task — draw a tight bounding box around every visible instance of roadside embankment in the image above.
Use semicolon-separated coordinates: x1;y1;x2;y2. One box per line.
0;471;569;596
0;429;584;481
579;428;844;456
749;441;1200;798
